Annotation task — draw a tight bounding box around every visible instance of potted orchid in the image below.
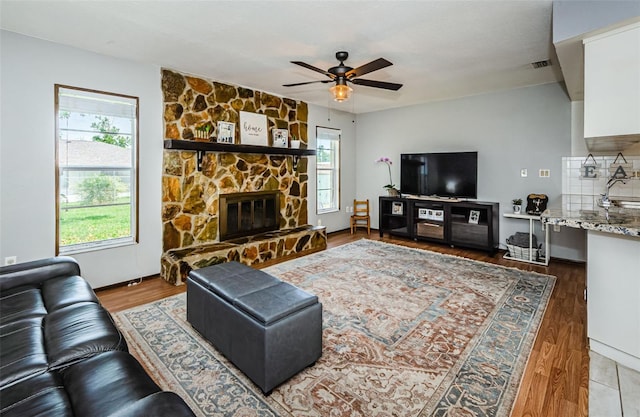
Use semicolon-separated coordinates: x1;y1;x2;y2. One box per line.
376;156;400;196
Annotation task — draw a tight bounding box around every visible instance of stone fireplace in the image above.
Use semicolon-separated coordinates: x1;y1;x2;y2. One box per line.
219;191;280;241
161;69;309;252
160;69;326;284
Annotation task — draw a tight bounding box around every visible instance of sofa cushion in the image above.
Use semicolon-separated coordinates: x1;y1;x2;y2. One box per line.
0;276;99;329
1;352;196;417
44;302;127;369
42;275;98;312
104;392;196;417
61;351;164;417
0;371;72;417
0;318;48;387
0;285;46;326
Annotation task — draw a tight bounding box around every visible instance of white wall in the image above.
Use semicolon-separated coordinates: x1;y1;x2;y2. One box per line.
0;31;586;273
355;82;586;261
0;31;163;288
306;104;357;233
553;0;640;44
571;101;590;156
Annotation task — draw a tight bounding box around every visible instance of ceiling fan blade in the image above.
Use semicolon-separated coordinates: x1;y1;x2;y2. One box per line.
282;80;332;87
346;58;392;78
291;61;335;78
351;78;403;91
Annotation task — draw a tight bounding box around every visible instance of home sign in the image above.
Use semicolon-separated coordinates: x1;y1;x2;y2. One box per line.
239;111;268;146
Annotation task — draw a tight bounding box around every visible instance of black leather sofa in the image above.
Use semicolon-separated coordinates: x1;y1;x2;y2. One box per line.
0;256;195;417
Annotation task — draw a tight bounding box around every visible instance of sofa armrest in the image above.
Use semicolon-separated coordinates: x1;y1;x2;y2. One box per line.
0;256;81;291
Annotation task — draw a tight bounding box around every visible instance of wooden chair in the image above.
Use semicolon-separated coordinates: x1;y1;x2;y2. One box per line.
350;199;370;235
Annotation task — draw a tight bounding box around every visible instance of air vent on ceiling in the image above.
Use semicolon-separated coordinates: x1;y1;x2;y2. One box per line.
531;60;552;69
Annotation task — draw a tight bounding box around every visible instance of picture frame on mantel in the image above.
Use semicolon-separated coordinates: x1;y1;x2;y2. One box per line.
216;121;235;144
239;111;268;146
272;128;288;148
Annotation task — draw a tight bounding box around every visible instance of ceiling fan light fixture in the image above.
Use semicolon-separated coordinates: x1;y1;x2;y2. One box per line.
329;82;352;102
285;51;402;102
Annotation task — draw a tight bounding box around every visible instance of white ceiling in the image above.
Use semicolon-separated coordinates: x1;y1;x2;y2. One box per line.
0;0;564;114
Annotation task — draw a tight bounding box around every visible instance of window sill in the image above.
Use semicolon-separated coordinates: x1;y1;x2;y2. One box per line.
58;237;136;256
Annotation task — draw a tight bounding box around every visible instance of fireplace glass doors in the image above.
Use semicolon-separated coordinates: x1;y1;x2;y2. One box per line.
219;191;280;241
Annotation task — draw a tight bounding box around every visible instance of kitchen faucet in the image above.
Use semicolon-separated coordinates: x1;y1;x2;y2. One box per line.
600;177;626;220
601;177;626;207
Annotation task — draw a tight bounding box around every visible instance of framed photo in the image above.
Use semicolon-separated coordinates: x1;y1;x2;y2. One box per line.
216;121;235;144
392;202;403;215
239;111;268;146
272;129;288;148
468;210;480;224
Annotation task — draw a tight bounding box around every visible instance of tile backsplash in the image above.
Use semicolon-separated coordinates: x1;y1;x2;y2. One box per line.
563;155;640;206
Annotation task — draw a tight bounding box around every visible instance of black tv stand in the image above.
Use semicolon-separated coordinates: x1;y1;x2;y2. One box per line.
379;196;499;254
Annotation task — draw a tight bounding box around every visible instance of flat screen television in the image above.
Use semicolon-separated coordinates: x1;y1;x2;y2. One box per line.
400;152;478;199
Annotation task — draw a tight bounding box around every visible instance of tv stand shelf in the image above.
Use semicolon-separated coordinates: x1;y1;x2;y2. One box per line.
379;196;499;254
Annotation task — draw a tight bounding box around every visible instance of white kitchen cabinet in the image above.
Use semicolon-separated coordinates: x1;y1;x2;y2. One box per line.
587;230;640;372
583;23;640;149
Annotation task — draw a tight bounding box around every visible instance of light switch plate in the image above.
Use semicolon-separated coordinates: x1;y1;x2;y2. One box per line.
539;169;550;178
520;168;528;177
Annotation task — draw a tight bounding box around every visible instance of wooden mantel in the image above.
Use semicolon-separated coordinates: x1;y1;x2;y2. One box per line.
163;139;316;170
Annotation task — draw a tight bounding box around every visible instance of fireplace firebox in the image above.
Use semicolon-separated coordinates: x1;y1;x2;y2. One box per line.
219;191;280;241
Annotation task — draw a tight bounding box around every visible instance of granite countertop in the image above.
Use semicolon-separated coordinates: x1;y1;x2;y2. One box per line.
541;196;640;237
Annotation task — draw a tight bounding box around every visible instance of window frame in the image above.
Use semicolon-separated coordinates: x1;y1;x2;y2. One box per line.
316;126;341;214
55;84;139;255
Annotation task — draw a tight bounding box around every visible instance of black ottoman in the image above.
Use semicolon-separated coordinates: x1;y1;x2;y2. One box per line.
187;262;322;394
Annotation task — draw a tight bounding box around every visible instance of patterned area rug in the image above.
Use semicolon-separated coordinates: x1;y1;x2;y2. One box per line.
114;240;555;417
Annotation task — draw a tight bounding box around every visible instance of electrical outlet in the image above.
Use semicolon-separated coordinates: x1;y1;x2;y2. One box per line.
520;168;528;177
4;256;17;266
539;169;550;178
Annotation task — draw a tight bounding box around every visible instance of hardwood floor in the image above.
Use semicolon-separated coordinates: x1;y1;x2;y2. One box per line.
97;229;589;417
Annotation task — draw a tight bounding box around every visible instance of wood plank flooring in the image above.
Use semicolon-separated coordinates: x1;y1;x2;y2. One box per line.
97;229;589;417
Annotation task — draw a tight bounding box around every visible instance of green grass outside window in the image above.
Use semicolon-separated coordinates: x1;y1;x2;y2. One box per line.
59;204;131;246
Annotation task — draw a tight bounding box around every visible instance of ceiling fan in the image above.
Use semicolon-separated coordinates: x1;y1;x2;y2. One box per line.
283;51;403;102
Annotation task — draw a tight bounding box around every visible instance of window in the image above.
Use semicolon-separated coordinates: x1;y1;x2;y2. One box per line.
316;127;340;214
55;85;138;254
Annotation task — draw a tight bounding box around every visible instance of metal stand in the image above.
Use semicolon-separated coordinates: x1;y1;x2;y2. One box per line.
503;213;550;266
